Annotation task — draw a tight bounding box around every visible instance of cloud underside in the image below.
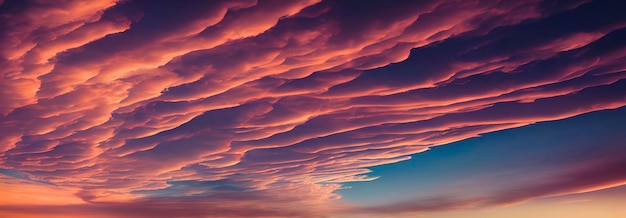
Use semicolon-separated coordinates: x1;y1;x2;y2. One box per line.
1;0;626;217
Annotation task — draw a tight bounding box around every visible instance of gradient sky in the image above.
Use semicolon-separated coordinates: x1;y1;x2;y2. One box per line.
1;0;626;217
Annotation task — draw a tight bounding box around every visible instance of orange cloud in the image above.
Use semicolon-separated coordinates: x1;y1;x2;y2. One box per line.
2;0;626;217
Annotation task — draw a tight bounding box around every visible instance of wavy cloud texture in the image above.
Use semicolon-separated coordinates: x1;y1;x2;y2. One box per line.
1;0;626;217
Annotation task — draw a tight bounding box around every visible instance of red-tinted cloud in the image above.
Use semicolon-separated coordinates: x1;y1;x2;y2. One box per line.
1;0;626;217
343;157;626;216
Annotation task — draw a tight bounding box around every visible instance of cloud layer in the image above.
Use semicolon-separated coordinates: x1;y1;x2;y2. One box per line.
2;0;626;217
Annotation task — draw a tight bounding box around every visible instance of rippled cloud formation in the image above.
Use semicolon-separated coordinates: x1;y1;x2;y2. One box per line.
1;0;626;217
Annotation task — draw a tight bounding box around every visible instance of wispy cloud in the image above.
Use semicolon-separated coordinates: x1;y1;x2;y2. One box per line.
343;157;626;216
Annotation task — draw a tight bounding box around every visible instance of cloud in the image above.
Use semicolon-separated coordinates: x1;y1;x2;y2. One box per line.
344;157;626;216
1;0;626;217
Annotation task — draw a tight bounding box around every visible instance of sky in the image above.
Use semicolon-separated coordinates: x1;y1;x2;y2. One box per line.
0;0;625;217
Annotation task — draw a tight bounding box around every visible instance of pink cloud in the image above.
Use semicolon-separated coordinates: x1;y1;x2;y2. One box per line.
342;157;626;216
1;0;626;217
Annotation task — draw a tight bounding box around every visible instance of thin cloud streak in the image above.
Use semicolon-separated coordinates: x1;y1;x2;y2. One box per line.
343;157;626;216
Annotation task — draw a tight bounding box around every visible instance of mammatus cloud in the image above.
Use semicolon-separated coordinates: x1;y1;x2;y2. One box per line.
1;0;626;217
